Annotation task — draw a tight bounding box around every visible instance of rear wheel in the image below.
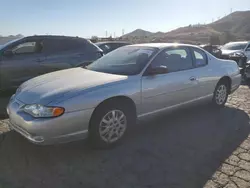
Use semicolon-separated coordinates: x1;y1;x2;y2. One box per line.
212;81;229;107
88;102;134;149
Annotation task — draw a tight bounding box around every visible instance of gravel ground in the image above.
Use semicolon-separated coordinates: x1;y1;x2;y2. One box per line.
0;86;250;188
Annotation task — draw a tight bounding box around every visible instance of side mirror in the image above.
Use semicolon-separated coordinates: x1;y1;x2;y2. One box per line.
3;50;13;57
146;65;168;75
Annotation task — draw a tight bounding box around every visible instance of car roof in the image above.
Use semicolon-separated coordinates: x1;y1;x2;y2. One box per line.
95;41;131;45
226;41;250;44
23;35;88;41
129;43;201;49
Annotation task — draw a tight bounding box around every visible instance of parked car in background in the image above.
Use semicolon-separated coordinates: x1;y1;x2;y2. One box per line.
0;35;103;91
201;43;249;80
200;44;222;58
7;43;241;148
220;41;250;62
95;41;131;54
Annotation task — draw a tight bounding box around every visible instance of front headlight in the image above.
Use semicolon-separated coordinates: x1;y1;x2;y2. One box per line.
23;104;65;118
229;52;245;57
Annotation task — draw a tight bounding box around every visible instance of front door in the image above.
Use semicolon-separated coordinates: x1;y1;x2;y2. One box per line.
0;40;45;90
140;47;198;115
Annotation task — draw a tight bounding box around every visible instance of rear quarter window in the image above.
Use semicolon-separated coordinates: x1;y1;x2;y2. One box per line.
43;38;87;54
192;48;208;67
86;41;103;52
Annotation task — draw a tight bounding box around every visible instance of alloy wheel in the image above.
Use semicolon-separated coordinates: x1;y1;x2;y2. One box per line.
215;84;227;105
99;110;127;143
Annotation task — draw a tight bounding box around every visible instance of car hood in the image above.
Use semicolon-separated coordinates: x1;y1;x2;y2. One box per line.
221;49;243;55
15;68;127;105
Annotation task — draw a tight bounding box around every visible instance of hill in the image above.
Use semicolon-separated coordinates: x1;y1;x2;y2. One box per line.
122;29;153;38
163;25;222;43
209;11;250;36
122;11;250;44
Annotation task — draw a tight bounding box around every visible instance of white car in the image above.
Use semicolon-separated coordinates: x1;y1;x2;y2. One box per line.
221;41;250;61
7;43;241;147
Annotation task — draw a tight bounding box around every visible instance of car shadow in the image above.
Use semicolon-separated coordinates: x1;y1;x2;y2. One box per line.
0;89;14;120
0;103;249;188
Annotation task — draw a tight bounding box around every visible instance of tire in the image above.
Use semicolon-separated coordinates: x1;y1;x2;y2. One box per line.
88;101;134;149
212;80;229;107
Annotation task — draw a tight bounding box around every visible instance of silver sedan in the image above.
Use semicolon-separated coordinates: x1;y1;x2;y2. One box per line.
7;43;241;148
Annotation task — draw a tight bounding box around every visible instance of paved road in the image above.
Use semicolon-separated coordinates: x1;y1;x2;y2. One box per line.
0;86;250;188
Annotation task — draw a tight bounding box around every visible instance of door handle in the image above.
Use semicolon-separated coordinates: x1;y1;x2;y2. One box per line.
189;76;196;81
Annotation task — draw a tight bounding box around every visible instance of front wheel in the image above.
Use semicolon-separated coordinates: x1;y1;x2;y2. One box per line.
88;102;133;149
212;81;229;107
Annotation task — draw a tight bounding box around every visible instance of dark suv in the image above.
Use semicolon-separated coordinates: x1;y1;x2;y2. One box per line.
95;41;131;54
0;35;103;91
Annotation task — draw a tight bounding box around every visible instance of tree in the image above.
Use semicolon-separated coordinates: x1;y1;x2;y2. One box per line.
108;35;113;40
91;36;98;43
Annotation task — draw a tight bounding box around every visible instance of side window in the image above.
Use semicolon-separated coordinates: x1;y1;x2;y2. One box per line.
43;38;85;54
110;43;121;51
150;47;193;73
113;43;123;49
103;44;111;52
192;48;207;67
11;41;43;55
65;38;86;50
98;44;111;54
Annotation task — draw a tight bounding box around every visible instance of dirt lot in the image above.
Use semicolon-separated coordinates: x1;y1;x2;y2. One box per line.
1;86;250;188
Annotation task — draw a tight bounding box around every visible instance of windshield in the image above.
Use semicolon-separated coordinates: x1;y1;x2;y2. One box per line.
96;43;109;51
86;46;158;75
221;42;248;50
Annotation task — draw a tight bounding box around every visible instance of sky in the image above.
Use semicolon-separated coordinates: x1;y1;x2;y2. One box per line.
0;0;250;38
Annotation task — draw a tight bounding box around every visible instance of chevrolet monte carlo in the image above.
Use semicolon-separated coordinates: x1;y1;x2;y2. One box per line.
7;43;241;148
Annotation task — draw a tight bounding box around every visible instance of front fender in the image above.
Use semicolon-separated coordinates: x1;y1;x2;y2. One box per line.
51;77;141;113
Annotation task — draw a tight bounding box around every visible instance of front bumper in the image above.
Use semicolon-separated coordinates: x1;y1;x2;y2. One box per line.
7;96;94;145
